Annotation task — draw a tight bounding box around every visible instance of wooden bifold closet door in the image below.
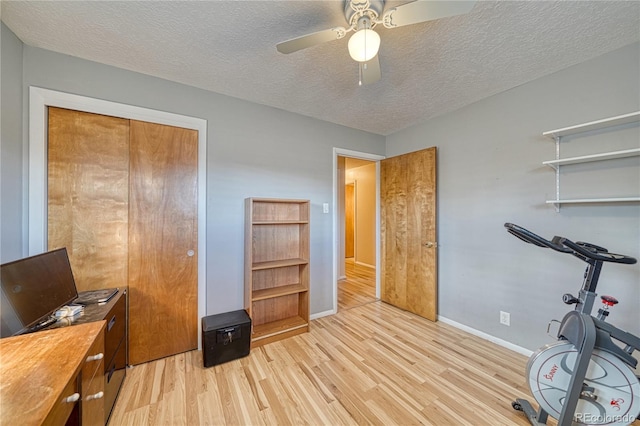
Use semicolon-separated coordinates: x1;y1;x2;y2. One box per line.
127;120;198;365
47;107;198;365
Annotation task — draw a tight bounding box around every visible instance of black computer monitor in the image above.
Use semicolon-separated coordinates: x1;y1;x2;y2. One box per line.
1;248;78;337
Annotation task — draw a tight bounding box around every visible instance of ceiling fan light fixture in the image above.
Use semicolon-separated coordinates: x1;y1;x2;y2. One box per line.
348;28;380;62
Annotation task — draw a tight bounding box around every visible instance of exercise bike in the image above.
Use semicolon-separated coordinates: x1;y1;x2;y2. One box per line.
504;223;640;426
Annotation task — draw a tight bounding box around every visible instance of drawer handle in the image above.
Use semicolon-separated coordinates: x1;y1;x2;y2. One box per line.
86;352;104;362
108;315;116;331
85;391;104;401
64;393;80;403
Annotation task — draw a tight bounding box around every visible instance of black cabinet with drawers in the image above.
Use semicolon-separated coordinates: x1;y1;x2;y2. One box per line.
48;288;127;425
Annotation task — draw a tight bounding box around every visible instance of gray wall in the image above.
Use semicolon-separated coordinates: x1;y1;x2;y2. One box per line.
3;20;638;354
1;23;24;262
1;23;386;316
387;42;640;351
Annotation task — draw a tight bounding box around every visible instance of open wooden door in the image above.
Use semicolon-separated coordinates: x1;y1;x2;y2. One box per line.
380;147;438;321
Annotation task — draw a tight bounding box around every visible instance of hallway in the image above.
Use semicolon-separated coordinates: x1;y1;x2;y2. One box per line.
338;258;377;311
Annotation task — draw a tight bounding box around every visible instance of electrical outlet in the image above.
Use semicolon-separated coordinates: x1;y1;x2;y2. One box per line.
500;311;511;326
323;203;329;213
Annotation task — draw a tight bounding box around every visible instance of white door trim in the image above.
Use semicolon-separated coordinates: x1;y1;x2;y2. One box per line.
332;147;385;315
28;86;207;348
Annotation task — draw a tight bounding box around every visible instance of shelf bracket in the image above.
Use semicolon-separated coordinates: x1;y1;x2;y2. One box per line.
543;111;640;210
553;135;561;212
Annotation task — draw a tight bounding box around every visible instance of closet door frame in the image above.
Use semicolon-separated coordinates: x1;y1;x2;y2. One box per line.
28;86;207;348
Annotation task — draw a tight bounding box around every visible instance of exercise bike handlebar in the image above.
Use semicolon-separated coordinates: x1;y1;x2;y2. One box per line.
560;237;637;265
504;223;637;265
504;223;571;253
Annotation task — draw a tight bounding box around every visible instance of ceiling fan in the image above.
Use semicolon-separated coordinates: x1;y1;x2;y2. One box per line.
276;0;476;86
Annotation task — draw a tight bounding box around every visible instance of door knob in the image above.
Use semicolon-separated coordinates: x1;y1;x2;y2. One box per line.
424;242;438;248
187;250;195;257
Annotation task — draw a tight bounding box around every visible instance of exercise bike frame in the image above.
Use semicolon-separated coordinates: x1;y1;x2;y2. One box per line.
504;223;639;426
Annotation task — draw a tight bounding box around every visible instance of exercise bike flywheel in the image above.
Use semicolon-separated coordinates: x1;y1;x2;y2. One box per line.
526;341;640;425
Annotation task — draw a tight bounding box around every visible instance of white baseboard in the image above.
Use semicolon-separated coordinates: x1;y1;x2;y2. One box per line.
310;307;532;356
438;316;533;357
310;309;336;320
355;261;375;269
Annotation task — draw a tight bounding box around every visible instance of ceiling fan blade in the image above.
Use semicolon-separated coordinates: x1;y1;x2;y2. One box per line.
276;27;347;54
382;1;476;28
359;55;381;86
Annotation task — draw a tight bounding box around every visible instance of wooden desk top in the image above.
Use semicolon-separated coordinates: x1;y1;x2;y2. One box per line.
0;321;105;425
47;288;124;330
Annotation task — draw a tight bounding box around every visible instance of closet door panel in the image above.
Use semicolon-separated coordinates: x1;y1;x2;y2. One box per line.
128;120;198;365
47;107;130;292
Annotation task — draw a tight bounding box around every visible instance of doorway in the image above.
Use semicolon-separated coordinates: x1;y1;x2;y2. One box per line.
333;146;439;321
341;157;376;310
334;149;385;313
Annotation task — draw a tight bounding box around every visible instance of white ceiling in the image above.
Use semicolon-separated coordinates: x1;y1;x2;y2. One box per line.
2;1;639;136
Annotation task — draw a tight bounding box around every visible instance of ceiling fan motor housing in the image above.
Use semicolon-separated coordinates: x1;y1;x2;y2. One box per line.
345;0;385;28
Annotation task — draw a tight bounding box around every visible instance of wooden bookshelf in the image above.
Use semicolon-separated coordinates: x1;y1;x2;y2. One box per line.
245;198;310;347
252;258;308;270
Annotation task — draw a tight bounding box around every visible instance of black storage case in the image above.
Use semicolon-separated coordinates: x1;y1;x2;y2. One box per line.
201;309;251;367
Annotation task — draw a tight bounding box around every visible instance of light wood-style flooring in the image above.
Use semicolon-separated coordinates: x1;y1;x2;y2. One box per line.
110;301;545;425
338;258;377;311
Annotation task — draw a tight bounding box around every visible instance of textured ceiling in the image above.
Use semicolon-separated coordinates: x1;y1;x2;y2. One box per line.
2;1;639;136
